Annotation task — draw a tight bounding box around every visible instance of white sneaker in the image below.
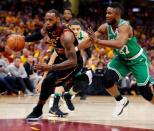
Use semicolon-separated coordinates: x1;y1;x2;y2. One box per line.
112;97;129;117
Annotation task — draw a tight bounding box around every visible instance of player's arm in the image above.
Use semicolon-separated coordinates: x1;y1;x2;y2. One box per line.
50;31;77;70
24;26;47;42
88;25;130;49
34;31;77;71
77;23;107;50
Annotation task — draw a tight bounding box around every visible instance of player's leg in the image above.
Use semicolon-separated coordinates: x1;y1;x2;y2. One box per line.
48;86;68;117
48;67;83;117
63;70;92;111
130;54;154;104
105;56;129;117
26;72;58;121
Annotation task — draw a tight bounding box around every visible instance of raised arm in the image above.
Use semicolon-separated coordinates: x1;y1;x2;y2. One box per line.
77;23;107;50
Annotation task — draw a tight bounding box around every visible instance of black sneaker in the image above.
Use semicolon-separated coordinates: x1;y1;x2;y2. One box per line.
48;106;68;117
26;106;42;121
63;93;75;111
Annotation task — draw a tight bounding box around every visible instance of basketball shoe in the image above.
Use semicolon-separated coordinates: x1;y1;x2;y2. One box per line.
26;106;42;121
112;97;129;117
63;92;75;111
48;106;68;117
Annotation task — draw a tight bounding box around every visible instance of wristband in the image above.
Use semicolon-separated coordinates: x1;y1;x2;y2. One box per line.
75;46;79;52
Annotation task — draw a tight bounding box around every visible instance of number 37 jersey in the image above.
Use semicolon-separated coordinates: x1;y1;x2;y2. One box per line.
107;19;142;60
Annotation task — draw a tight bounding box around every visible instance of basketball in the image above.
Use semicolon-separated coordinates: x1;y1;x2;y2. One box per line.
6;34;25;52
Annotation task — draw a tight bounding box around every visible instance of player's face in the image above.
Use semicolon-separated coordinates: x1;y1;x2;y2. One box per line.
63;10;72;21
45;13;59;30
71;25;81;38
106;7;117;25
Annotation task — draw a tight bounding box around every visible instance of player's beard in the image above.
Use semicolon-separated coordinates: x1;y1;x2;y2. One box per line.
47;24;57;33
107;18;116;25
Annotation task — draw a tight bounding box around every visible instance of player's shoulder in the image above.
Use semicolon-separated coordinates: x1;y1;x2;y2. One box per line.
118;20;131;29
118;23;131;32
97;23;108;33
99;23;108;28
62;25;74;35
62;28;75;41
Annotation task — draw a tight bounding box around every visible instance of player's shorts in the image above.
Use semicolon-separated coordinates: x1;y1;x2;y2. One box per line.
107;52;153;86
49;56;83;87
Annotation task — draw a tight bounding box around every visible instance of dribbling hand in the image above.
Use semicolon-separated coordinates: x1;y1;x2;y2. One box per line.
34;63;51;71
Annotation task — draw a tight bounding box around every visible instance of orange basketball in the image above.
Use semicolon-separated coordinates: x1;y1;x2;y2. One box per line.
6;34;25;52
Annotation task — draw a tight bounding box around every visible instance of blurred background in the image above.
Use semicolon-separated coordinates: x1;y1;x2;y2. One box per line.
0;0;154;97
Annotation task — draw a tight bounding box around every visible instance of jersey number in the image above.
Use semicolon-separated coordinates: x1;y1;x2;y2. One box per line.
119;45;130;55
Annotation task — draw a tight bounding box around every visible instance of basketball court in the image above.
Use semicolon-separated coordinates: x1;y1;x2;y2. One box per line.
0;95;154;131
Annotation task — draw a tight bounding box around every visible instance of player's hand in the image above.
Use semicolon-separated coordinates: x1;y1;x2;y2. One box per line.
87;27;98;44
34;63;51;71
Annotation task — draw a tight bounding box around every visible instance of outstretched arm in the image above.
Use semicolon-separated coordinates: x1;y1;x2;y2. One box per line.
78;23;107;50
88;25;130;49
24;26;47;42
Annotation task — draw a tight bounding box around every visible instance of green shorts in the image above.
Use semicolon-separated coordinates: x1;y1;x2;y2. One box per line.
107;52;153;86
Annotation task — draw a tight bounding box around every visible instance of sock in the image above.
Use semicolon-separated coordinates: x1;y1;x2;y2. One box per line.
52;93;61;108
115;95;123;101
54;93;62;97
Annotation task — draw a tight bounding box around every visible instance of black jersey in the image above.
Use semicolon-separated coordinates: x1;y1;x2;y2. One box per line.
47;24;83;65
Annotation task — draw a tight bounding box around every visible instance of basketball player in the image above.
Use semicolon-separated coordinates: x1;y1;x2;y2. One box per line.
48;20;93;114
23;9;84;120
70;20;91;100
80;2;154;117
70;20;89;65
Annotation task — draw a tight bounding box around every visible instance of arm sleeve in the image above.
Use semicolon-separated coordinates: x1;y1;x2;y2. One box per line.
25;31;44;42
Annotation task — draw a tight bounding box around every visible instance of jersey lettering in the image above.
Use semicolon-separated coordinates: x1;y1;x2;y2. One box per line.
119;45;130;55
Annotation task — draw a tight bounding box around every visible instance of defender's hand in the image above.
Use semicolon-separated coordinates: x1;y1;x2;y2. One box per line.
87;27;98;44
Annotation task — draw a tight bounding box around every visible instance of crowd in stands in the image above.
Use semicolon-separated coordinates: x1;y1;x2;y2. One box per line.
0;0;154;96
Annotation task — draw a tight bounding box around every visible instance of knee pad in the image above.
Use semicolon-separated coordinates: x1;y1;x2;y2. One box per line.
138;82;153;101
102;69;119;89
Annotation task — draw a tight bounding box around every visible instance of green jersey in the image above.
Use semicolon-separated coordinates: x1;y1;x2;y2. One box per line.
107;19;142;60
107;19;154;86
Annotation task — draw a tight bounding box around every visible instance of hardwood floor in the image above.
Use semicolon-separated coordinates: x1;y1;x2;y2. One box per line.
0;95;154;130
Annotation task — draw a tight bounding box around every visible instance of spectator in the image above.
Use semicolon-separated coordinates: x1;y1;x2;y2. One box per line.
24;55;42;87
7;57;35;95
0;58;18;95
